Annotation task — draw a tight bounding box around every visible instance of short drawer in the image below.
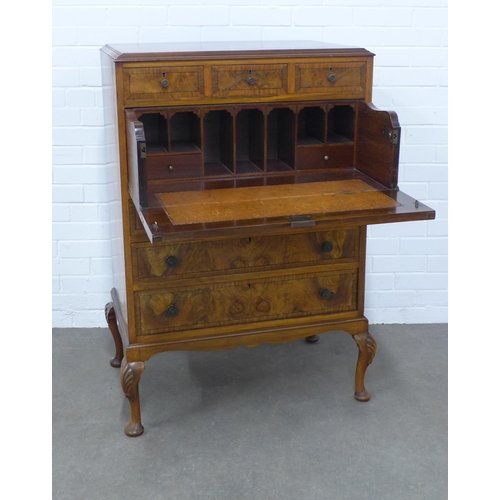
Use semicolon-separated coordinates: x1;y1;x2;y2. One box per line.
296;144;354;170
212;64;288;98
136;270;358;335
144;153;203;180
294;61;367;99
123;66;205;102
132;228;359;282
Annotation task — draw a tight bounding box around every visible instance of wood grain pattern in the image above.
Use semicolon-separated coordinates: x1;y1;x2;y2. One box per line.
356;102;400;189
295;144;354;170
120;358;145;437
158;179;400;225
101;41;435;436
104;302;124;367
353;331;377;401
103;41;374;62
212;64;288;98
145;153;202;180
136;270;358;335
123;66;204;101
294;62;366;98
133;228;358;281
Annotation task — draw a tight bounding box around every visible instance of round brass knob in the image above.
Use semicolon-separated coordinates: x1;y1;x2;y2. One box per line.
327;74;336;83
247;77;256;86
324;155;329;161
168;165;173;171
320;288;333;300
161;78;169;88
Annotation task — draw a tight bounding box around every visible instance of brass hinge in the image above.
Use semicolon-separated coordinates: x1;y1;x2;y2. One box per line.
383;128;399;145
140;142;147;158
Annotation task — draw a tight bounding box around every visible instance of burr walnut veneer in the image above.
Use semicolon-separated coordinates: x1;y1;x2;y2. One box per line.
100;41;435;436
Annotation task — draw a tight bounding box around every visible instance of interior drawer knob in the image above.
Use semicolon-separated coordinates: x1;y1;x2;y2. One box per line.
161;77;169;88
166;305;178;317
247;76;256;86
320;288;333;300
321;241;333;253
166;256;179;268
327;73;336;83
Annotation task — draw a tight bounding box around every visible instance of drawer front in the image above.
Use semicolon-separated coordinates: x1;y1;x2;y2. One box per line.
296;144;354;170
123;66;205;102
212;64;288;98
294;62;366;98
145;153;202;180
133;228;359;282
136;270;358;335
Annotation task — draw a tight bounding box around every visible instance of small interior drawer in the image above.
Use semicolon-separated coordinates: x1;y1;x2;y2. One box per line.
296;144;354;170
211;64;288;98
123;66;205;102
135;269;358;335
294;61;367;98
132;228;359;282
145;153;203;180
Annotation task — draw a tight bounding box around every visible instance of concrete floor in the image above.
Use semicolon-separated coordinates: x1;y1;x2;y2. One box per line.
53;324;447;500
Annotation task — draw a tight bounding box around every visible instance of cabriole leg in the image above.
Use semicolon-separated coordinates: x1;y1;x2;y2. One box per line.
352;331;377;402
104;302;124;368
120;359;145;437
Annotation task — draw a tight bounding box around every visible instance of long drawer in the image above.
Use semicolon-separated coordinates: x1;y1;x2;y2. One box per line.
132;228;359;283
135;269;358;336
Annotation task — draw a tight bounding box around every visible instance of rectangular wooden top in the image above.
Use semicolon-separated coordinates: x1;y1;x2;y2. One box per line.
158;179;400;226
101;41;374;62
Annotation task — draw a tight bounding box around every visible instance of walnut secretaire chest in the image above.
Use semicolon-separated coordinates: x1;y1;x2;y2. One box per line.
100;41;435;436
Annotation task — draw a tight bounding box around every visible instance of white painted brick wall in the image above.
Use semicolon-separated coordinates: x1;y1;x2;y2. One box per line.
52;0;448;328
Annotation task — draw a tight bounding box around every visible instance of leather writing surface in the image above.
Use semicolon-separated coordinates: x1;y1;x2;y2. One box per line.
158;179;399;225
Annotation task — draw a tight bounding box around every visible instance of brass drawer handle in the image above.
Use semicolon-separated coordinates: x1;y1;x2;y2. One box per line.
327;73;336;83
161;72;169;88
166;305;178;317
165;256;178;268
168;165;174;171
320;288;333;300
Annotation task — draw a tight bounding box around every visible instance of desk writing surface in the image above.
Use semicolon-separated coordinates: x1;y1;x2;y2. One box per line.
158;179;400;225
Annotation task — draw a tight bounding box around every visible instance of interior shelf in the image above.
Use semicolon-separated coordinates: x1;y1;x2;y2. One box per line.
204;161;234;177
145;143;170;155
235;109;264;174
266;159;294;173
327;133;353;145
328;105;355;144
138;112;168;154
127;100;403;210
203;110;234;175
170;111;201;153
170;141;201;153
267;107;295;171
298;106;325;145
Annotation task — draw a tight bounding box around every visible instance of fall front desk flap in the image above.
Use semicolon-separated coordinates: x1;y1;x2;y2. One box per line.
157;179;399;225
